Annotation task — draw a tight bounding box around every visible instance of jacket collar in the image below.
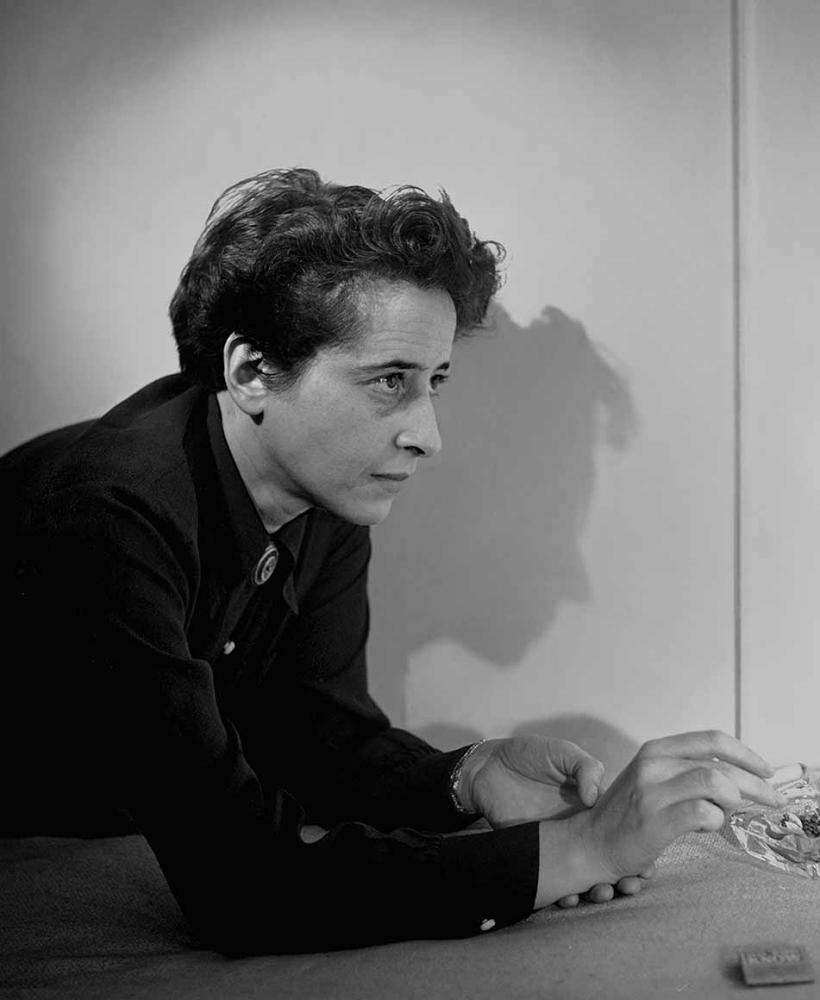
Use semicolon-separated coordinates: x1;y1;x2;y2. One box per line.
205;393;306;611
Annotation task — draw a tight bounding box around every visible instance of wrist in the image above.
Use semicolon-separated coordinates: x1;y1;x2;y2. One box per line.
449;739;492;814
534;812;610;909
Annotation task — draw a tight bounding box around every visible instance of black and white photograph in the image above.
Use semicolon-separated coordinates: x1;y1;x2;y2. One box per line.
2;1;818;997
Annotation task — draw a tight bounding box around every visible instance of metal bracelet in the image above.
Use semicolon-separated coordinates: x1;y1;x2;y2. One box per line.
448;739;488;814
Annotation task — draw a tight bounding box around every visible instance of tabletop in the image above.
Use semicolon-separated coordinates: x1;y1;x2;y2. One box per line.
1;818;818;1000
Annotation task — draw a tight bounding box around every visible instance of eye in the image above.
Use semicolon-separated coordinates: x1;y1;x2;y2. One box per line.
374;372;405;392
430;372;449;396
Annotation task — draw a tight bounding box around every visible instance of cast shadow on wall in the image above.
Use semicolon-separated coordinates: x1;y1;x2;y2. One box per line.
368;304;638;743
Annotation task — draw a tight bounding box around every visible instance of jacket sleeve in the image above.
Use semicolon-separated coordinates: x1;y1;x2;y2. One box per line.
20;490;538;954
252;518;485;834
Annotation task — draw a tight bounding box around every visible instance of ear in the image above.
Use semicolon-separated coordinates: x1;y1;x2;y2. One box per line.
222;333;271;419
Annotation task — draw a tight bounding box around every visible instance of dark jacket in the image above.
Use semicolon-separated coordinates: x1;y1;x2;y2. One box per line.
2;375;537;953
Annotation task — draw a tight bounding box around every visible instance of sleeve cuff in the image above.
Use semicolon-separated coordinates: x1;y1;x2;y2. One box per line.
437;820;539;933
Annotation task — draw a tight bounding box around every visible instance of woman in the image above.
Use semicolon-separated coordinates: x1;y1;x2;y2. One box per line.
2;168;783;953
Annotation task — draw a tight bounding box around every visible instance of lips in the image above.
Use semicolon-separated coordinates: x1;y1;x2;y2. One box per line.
371;473;412;494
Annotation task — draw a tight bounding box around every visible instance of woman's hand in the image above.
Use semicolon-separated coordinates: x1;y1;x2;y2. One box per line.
457;735;650;904
458;736;605;826
576;730;783;883
533;730;785;909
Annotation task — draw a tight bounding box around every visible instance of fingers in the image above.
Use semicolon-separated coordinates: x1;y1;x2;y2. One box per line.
638;730;774;779
586;882;614;903
572;754;606;807
512;736;606;806
711;760;786;808
653;766;742;822
654;762;784;826
623;735;785;830
614;876;644;895
556;876;651;909
545;738;604;805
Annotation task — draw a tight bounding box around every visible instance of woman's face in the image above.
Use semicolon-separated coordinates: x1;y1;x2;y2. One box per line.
256;280;457;526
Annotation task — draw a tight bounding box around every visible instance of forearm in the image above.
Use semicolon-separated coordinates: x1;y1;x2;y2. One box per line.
316;727;480;832
135;777;539;953
246;680;478;833
119;691;535;951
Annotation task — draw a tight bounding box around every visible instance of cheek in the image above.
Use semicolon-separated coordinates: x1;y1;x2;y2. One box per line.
299;413;383;477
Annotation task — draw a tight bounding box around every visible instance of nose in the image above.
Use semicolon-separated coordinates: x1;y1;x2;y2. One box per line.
395;396;442;458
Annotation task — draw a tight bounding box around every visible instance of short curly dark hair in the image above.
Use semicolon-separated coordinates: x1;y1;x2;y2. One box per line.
170;168;505;388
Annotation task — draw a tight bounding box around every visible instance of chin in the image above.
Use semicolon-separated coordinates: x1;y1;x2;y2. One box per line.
322;497;394;526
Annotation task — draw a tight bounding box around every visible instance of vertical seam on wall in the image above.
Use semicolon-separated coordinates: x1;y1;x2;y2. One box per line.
731;0;747;742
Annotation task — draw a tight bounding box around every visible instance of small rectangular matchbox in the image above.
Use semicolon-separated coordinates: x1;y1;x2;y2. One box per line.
738;943;815;986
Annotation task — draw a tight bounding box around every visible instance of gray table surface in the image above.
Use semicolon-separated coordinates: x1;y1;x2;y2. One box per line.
2;820;818;1000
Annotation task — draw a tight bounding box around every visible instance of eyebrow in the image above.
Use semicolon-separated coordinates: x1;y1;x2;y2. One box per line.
357;359;451;374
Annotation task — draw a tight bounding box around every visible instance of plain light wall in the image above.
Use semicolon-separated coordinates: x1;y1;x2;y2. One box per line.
368;5;737;773
740;0;820;763
1;0;809;774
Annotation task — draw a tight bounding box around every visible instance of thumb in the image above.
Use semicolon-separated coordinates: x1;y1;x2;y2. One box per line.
572;754;605;807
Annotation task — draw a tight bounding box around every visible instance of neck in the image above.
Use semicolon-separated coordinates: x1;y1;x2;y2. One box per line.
216;391;309;533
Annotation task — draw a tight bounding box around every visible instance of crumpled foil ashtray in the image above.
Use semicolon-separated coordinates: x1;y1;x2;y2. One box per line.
727;763;820;879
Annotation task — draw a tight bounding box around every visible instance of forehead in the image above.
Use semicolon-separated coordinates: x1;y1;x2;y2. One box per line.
340;280;456;367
